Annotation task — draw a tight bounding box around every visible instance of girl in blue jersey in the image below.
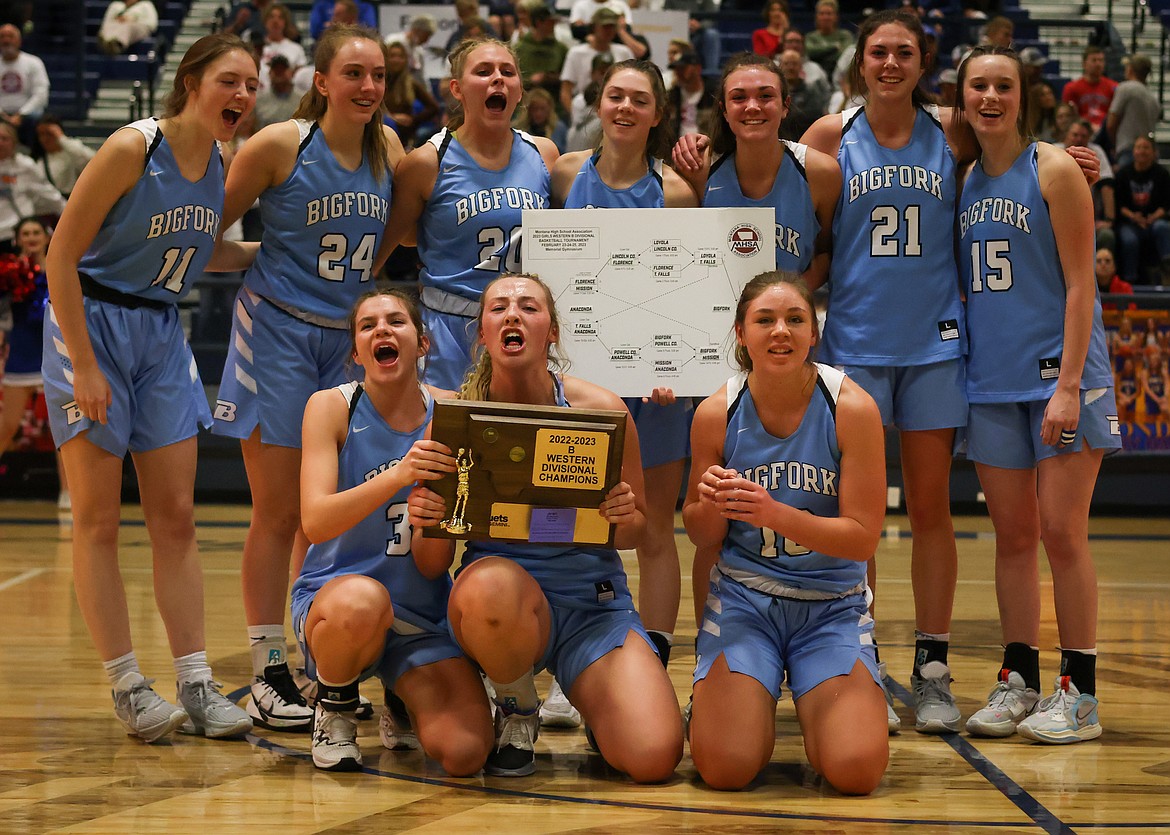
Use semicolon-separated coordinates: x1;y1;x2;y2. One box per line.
955;47;1121;743
43;34;258;743
294;289;493;771
408;273;683;781
671;52;840;285
548;60;698;711
378;39;559;392
684;272;888;794
211;25;406;732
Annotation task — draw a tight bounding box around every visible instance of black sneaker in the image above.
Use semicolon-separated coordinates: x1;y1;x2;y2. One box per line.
247;663;313;732
485;706;539;777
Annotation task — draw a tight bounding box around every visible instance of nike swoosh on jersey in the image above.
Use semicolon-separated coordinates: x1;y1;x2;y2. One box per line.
353;425;370;433
301;158;318;166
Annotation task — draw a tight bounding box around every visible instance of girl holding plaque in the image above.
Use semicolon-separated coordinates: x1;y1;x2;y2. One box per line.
684;271;889;794
408;273;684;781
295;289;493;771
548;59;699;720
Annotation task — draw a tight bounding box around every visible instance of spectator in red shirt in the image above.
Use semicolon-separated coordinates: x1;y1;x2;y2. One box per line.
752;0;789;58
1095;247;1134;297
1061;45;1118;129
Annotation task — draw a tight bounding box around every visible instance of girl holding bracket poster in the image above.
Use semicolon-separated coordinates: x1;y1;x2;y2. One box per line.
548;59;699;721
407;272;684;781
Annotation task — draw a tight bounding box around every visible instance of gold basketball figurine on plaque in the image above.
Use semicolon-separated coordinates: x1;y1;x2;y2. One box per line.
440;448;475;534
426;400;627;546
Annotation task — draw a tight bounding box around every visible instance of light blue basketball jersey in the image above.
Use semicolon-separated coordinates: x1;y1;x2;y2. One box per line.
720;365;864;595
417;128;550;302
459;375;633;611
703;141;819;274
292;383;450;629
825;105;964;366
244;120;392;322
78;118;223;303
563;152;664;209
959;144;1113;402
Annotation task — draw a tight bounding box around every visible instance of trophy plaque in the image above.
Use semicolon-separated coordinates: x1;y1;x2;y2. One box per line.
425;399;628;546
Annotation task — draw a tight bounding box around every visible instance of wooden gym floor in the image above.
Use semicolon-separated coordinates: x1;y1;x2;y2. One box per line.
1;499;1168;834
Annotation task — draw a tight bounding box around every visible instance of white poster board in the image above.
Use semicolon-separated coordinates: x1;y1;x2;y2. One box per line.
522;207;776;397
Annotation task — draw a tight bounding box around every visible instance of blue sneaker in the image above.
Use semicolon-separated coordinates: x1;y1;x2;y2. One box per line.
1017;676;1102;744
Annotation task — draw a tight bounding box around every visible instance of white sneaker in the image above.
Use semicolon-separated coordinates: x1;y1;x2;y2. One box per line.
178;679;253;738
878;662;900;735
1017;676;1102;744
247;664;313;732
379;688;421;751
539;679;581;728
966;670;1040;738
312;704;362;771
912;660;961;734
112;678;188;743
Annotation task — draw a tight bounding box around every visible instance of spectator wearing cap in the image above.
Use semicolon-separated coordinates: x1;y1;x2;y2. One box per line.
1062;45;1118;130
445;0;500;52
936;67;958;108
386;14;439;84
1018;46;1048;88
665;49;715;143
307;0;374;40
566;52;612;151
805;0;853;77
1108;54;1160;171
569;0;631;34
251;54;299;131
0;25;47;153
516;3;569;104
560;8;633;117
96;0;158;56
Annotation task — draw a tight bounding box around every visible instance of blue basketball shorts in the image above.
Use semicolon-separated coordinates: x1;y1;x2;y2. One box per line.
839;359;968;431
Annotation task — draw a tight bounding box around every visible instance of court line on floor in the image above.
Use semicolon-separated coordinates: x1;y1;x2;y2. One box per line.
3;514;1169;544
231;687;1167;830
886;677;1074;834
0;568;46;592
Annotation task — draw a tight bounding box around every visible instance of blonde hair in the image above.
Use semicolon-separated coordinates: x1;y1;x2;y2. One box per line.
446;37;519;131
459;273;570;400
292;24;390;183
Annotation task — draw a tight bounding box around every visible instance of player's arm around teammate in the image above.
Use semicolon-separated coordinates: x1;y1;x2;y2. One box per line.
44;35;258;742
683;272;887;794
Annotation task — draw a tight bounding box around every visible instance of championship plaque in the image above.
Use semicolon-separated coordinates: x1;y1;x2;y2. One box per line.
425;399;627;546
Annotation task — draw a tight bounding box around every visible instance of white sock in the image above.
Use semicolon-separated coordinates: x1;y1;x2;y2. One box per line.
248;624;287;676
489;671;539;713
174;651;213;686
104;652;143;691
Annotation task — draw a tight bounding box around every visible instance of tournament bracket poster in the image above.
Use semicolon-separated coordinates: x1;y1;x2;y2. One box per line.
522;207;776;398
